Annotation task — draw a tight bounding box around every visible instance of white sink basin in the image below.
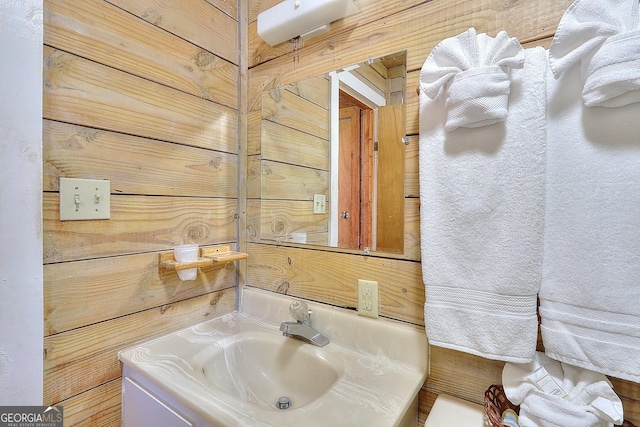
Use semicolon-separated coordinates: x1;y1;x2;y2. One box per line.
119;287;429;426
193;330;342;409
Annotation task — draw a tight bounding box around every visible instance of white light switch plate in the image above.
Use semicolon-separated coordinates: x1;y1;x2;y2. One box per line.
313;194;326;214
59;177;111;221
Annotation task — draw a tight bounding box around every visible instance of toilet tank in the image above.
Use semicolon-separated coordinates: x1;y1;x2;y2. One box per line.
424;394;486;427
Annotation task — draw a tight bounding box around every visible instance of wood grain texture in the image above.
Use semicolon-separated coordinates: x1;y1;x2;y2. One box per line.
247;243;424;324
245;1;638;426
44;289;236;404
247;0;572;105
258;200;329;243
44;251;237;334
405;135;419;198
43;193;238;263
57;379;122;427
43;47;237;153
205;0;238;20
260;160;328;200
376;104;405;253
43;120;238;197
45;0;238;108
284;73;330;110
404;198;421;262
105;0;238;64
247;110;262;155
262;87;329;140
42;0;241;421
261;120;329;170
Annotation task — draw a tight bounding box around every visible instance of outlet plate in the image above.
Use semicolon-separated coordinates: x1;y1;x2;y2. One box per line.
357;279;378;318
60;177;111;221
313;194;326;214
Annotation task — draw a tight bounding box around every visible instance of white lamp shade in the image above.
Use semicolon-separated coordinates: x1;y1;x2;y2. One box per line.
257;0;360;46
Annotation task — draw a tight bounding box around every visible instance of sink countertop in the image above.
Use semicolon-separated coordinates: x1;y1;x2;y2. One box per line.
119;287;429;427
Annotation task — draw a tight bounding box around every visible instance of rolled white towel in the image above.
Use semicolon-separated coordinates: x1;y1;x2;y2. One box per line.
502;352;624;427
420;28;525;130
549;0;640;107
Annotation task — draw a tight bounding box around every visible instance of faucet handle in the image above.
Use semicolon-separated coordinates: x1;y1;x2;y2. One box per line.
289;300;310;322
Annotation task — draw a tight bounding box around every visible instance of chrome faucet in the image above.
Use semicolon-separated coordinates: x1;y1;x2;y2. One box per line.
279;300;329;347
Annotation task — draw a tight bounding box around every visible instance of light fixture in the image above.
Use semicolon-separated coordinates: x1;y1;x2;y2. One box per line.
257;0;360;46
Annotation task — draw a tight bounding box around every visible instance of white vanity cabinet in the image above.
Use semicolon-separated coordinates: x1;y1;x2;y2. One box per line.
122;366;212;427
122;377;193;427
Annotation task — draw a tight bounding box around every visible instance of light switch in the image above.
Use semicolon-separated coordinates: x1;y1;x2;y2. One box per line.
59;177;110;220
313;194;326;214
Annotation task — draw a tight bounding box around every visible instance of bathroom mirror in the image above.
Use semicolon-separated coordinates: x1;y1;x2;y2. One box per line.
256;51;406;253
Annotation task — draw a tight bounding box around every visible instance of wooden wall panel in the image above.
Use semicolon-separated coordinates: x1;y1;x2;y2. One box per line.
247;0;572;106
260;161;328;200
43;0;240;424
105;0;238;64
44;47;237;153
247;243;424;324
247;1;639;426
43;194;237;263
247;110;262;155
261;120;329;169
58;379;122;427
44;290;236;404
44;251;237;334
253;75;332;248
43;120;238;197
284;74;330;110
262;87;330;140
405;135;419;198
45;0;238;108
259;200;328;243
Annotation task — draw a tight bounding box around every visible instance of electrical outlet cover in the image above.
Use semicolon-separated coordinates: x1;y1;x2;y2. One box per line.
357;279;379;318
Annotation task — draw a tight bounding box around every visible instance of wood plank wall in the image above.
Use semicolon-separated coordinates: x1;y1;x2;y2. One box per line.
252;77;331;245
246;0;640;425
42;0;240;425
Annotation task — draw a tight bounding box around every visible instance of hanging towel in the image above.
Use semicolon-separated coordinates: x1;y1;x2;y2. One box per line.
549;0;640;107
420;28;525;131
541;7;640;381
502;352;624;427
418;29;547;363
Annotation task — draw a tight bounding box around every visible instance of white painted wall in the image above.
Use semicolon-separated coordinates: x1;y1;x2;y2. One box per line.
0;0;44;404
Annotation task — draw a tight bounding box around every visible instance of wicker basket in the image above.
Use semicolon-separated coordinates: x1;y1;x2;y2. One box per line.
484;384;520;427
483;384;636;427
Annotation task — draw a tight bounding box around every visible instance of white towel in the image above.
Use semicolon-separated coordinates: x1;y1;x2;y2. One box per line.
549;0;640;107
502;352;624;427
541;49;640;383
419;32;547;363
420;28;525;131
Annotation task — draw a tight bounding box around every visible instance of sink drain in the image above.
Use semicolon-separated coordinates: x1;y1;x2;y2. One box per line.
276;396;292;410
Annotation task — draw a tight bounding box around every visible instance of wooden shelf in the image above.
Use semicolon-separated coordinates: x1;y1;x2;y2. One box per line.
159;245;247;275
